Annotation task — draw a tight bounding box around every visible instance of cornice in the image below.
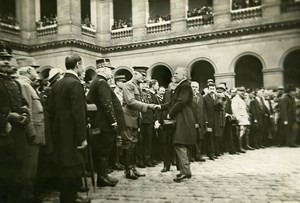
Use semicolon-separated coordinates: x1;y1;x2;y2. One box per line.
1;20;300;54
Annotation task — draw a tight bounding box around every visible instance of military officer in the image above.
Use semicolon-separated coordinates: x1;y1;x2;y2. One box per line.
122;66;159;179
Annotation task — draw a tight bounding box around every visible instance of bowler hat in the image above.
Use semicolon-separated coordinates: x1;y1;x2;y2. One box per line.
237;86;246;92
16;57;40;68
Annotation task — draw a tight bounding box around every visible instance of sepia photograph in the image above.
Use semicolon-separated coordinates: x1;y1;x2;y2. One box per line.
0;0;300;202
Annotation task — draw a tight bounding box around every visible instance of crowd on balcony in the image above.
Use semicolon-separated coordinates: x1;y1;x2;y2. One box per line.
111;18;132;30
281;0;300;10
148;15;171;24
36;14;57;28
82;15;96;30
0;13;19;27
187;5;213;22
232;0;261;10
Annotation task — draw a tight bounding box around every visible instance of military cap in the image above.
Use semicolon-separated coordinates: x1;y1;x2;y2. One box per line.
207;79;214;84
133;66;148;76
16;57;40;68
237;86;246;92
207;81;216;87
96;58;114;69
0;42;12;58
114;75;126;82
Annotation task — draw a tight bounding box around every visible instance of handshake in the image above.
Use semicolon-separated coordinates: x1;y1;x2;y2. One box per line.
150;104;161;110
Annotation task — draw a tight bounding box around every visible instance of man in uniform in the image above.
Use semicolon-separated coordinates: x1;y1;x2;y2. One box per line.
47;54;89;203
16;57;46;201
87;58;124;187
0;43;30;202
122;66;159;179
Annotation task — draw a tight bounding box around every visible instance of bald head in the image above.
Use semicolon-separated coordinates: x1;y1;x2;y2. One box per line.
173;67;188;83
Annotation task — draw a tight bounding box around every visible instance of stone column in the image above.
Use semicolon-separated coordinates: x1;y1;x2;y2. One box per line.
90;0;97;27
263;67;284;88
170;0;187;33
35;0;40;22
214;72;236;89
213;0;231;29
95;0;113;46
262;0;280;19
132;0;146;41
16;0;37;41
57;0;81;39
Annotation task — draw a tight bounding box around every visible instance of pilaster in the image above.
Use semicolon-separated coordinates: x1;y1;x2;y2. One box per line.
132;0;146;41
170;0;187;34
95;0;113;46
262;67;284;88
214;72;236;89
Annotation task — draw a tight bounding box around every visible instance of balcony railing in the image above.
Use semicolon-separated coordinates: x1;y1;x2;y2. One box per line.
231;6;262;21
37;24;57;37
0;23;20;36
82;25;96;38
281;1;300;13
111;27;133;39
146;21;171;34
187;15;214;28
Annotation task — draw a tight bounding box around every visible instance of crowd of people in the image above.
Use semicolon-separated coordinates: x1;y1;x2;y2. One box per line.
0;13;18;26
148;15;171;24
36;14;57;28
187;5;213;22
1;41;300;203
232;0;261;10
111;18;132;30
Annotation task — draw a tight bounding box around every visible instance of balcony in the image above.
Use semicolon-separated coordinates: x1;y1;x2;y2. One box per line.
37;24;57;37
82;25;96;38
111;27;133;39
187;15;214;28
231;6;262;21
0;23;20;36
146;21;171;34
281;1;300;13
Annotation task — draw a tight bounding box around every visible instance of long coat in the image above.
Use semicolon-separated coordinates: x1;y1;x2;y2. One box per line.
162;80;196;145
47;73;87;167
231;94;250;126
17;75;45;145
87;75;123;133
0;74;29;161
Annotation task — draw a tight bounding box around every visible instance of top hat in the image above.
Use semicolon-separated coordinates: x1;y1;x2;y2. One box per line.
16;57;40;68
133;66;148;76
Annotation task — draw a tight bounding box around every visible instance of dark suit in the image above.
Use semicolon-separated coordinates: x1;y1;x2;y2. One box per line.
203;93;216;157
161;80;196;176
48;72;87;203
192;94;207;159
249;98;266;148
280;93;297;146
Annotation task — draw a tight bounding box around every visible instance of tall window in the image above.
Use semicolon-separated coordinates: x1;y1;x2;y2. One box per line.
112;0;132;30
37;0;57;27
0;0;16;26
81;0;92;27
148;0;170;24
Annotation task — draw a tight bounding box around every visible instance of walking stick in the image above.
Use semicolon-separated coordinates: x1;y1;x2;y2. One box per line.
87;122;96;193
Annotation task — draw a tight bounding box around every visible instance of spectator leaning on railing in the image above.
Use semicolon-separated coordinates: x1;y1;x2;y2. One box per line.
36;14;57;28
111;18;132;30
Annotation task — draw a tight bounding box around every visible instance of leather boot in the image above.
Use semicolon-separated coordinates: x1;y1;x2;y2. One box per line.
245;135;254;150
125;169;138;180
237;137;246;153
97;158;117;187
132;167;146;177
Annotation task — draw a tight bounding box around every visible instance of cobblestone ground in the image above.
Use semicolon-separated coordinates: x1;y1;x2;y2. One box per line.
43;147;300;203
